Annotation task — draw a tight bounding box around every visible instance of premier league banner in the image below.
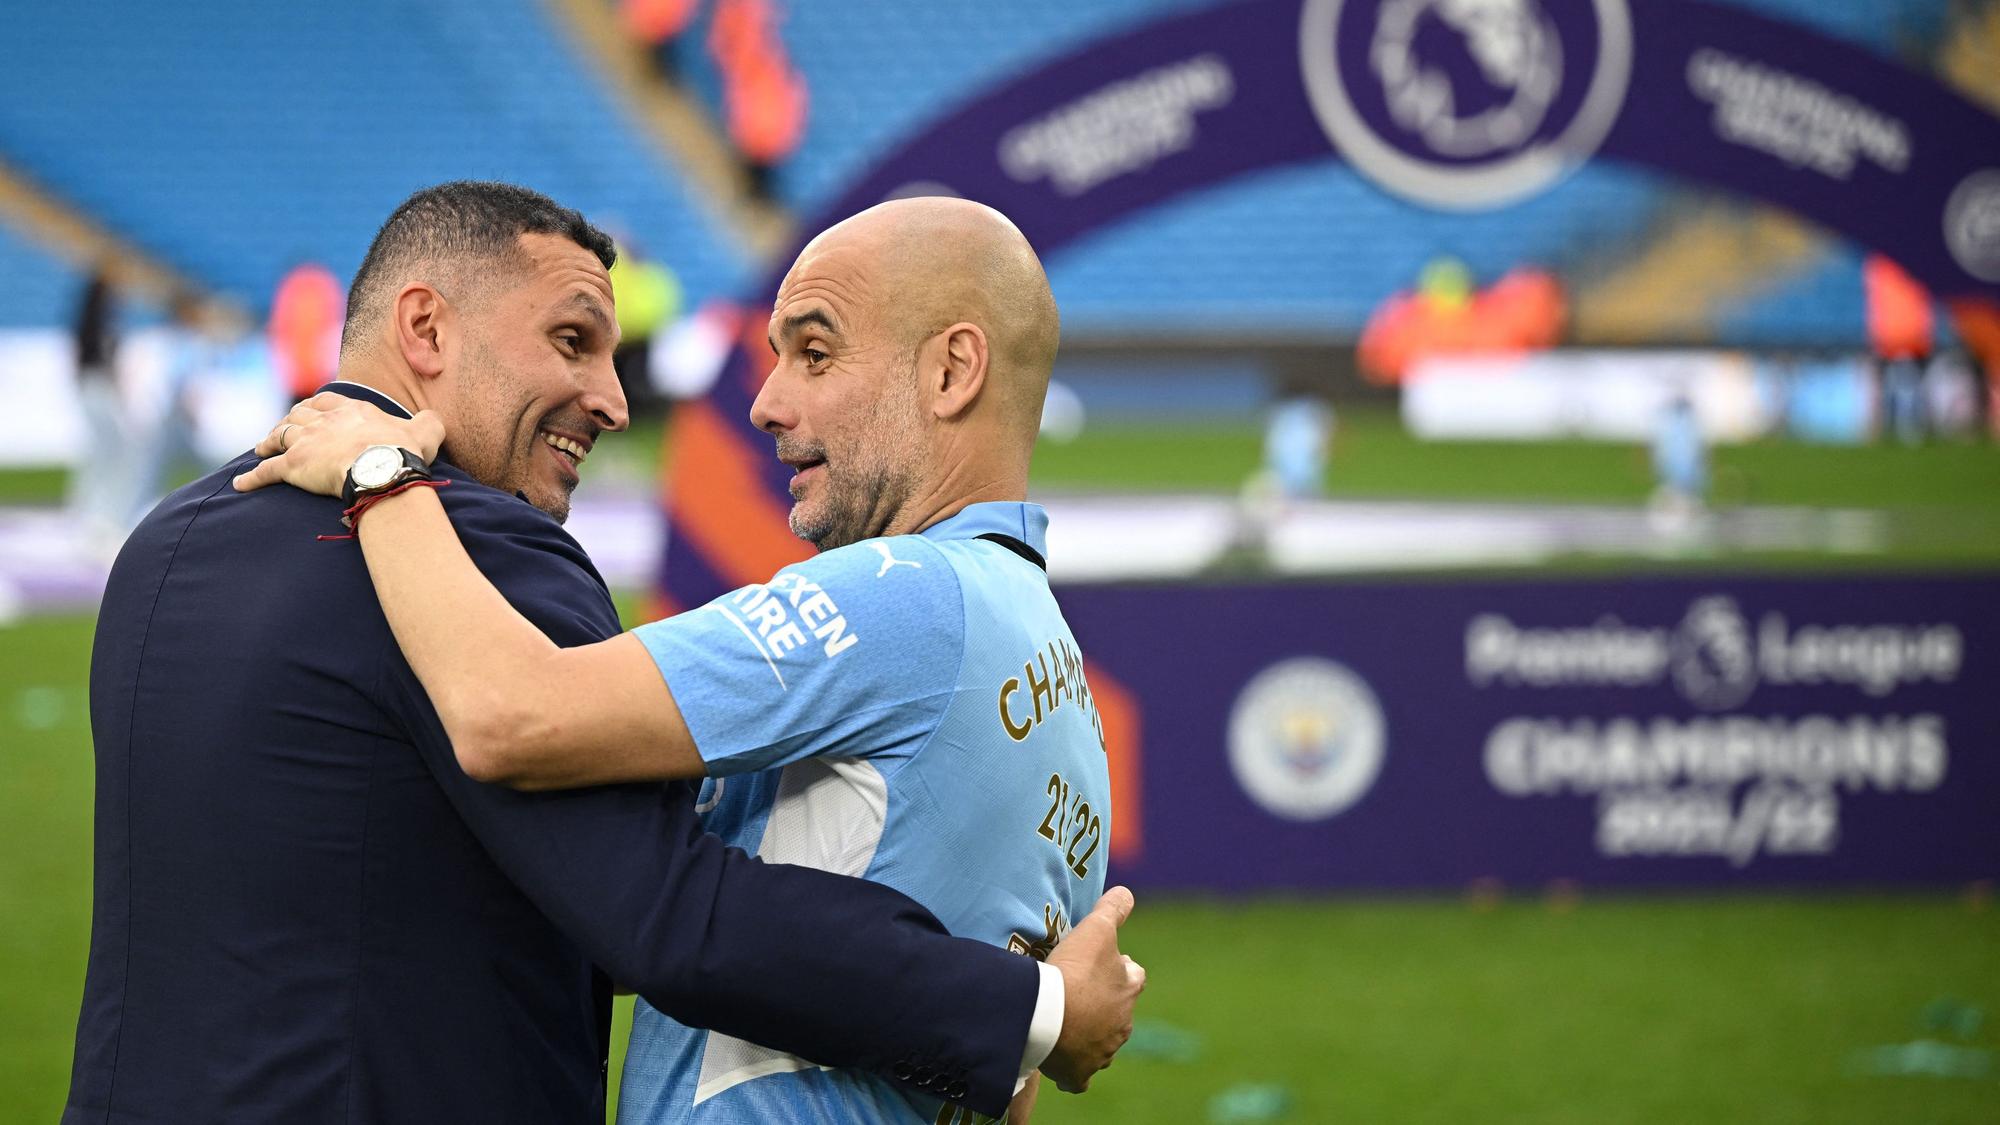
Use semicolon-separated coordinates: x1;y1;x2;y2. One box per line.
661;0;2000;611
1064;574;1998;890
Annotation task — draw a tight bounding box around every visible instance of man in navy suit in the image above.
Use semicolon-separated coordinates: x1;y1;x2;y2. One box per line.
66;182;1139;1124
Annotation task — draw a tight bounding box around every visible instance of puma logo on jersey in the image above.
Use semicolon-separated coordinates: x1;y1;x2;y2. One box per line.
870;542;923;578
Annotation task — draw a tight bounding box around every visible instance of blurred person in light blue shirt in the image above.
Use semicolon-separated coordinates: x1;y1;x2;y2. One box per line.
1263;394;1333;499
1651;393;1708;524
131;291;218;507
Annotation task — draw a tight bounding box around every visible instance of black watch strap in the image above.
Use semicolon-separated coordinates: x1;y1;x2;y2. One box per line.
341;448;434;508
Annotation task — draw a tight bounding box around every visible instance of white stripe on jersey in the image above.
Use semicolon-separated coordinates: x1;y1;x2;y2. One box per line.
694;758;889;1104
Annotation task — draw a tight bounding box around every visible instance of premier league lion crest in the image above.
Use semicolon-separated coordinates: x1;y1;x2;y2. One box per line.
1670;594;1759;711
1007;903;1070;962
1299;0;1632;208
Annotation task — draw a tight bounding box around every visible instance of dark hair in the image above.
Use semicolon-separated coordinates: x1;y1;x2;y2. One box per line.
341;181;616;354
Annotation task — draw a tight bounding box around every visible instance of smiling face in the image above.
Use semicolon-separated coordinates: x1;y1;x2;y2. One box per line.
751;240;930;550
441;232;627;523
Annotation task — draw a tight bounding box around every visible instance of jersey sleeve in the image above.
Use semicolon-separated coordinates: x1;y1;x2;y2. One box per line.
632;535;965;776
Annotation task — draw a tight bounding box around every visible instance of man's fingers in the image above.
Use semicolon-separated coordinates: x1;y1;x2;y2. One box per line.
1121;954;1147;988
232;453;287;493
255;422;297;458
281;399;333;428
1083;885;1136;931
410;410;447;460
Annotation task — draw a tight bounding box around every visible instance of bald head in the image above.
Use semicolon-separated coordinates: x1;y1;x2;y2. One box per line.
754;198;1062;549
795;197;1059;428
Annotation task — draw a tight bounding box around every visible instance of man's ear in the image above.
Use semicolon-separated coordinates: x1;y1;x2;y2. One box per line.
929;322;989;421
393;283;453;382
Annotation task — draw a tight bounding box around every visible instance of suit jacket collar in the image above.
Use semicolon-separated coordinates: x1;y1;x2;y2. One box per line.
316;380;416;420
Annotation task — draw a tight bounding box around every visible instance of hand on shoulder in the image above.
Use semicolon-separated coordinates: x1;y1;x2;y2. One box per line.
233;393;445;498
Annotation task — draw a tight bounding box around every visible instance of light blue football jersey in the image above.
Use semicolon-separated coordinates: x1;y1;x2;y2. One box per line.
622;501;1110;1125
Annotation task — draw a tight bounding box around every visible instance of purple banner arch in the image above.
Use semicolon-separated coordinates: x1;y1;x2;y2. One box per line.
662;0;2000;609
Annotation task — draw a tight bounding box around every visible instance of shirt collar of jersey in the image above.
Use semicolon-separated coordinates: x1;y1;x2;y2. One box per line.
316;380;417;420
918;501;1049;559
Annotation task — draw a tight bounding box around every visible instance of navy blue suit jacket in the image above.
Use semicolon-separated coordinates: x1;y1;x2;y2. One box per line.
66;385;1037;1123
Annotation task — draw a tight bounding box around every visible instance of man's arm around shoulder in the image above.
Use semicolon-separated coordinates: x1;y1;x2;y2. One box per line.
386;489;1080;1115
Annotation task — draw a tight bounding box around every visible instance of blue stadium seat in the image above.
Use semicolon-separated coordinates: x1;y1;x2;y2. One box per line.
1732;0;1946;51
1045;161;1660;334
774;0;1215;211
1717;249;1870;349
0;0;746;315
0;224;83;328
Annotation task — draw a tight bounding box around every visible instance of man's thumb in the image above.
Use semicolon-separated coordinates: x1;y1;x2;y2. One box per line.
1084;886;1135;931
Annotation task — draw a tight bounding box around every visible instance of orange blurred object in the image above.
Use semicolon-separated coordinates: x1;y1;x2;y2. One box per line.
1863;254;1934;362
1358;266;1567;385
621;0;697;45
1947;295;2000;367
728;55;806;165
1948;295;2000;434
709;0;805;166
268;263;344;401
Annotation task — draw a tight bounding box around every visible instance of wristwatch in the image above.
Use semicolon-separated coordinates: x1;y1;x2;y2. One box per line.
341;445;434;508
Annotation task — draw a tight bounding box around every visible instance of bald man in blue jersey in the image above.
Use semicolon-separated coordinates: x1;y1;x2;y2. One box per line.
238;197;1142;1122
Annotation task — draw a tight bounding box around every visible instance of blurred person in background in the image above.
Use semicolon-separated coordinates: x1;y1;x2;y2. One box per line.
237;196;1136;1124
1949;296;2000;439
269;258;344;401
1239;383;1335;556
1649;392;1708;531
1864;253;1934;445
1261;391;1335;501
709;0;806;201
67;265;140;558
1921;348;1983;439
73;182;1137;1125
609;237;683;412
130;290;216;508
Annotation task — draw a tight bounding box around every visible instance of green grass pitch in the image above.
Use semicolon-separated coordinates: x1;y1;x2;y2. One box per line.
5;613;1996;1123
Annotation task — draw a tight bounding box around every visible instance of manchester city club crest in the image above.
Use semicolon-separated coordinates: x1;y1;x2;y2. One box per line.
1299;0;1633;208
1945;168;2000;283
1228;657;1387;821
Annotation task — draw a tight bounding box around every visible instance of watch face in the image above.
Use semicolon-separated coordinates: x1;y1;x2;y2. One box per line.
352;446;405;490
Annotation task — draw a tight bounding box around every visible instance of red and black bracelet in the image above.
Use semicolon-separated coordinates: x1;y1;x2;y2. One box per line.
316;479;451;541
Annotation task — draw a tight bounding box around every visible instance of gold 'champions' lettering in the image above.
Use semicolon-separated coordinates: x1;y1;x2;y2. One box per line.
997;637;1105;750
